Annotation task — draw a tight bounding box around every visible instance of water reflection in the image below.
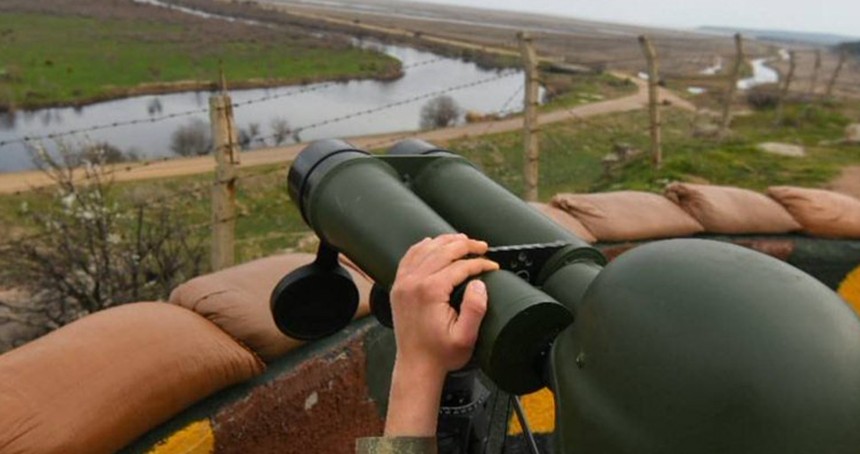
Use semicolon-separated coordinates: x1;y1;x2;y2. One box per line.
147;98;163;116
0;43;525;172
0;112;15;130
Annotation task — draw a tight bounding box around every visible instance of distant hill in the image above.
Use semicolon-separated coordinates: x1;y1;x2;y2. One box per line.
699;26;859;46
839;41;860;56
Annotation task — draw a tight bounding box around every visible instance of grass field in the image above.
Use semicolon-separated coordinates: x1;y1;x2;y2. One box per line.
452;101;860;198
0;2;400;110
541;72;639;110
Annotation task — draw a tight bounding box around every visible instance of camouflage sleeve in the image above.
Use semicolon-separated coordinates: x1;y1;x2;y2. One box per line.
355;436;437;454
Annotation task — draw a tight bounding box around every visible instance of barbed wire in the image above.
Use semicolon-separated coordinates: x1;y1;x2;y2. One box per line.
227;54;452;111
0;56;453;151
0;106;211;150
474;83;526;137
362;81;526;151
0;162;290;252
0;76;525;251
251;70;520;144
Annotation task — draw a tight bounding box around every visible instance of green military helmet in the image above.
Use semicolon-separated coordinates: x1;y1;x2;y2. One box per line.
550;239;860;454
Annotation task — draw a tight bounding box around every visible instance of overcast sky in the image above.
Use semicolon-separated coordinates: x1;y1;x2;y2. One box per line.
405;0;860;38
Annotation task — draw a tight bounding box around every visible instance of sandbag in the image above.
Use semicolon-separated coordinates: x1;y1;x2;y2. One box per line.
528;202;598;243
550;191;704;242
665;183;800;234
170;253;373;361
0;303;264;454
768;186;860;238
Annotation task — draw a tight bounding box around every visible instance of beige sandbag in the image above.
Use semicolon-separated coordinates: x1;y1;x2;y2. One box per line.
170;253;373;361
767;186;860;238
665;183;800;234
0;303;264;454
550;191;704;242
528;202;598;243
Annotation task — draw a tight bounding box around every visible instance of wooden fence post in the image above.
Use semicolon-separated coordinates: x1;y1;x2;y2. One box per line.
807;49;822;98
518;31;541;202
775;50;796;125
719;33;744;137
825;51;847;99
209;78;239;271
638;35;662;168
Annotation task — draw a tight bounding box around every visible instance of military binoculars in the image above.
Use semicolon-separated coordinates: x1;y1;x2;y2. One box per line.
272;139;860;454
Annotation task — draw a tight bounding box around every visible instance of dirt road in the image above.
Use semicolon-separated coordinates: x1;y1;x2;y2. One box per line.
0;75;695;194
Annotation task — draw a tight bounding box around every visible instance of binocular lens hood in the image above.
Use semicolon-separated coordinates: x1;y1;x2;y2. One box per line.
287;139;369;223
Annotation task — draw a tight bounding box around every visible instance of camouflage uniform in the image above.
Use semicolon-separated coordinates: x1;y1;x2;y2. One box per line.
356;437;436;454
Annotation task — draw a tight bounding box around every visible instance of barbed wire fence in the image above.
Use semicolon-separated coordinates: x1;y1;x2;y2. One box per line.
1;29;857;266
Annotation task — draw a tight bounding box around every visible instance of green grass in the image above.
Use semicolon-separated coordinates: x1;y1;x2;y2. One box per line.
450;101;860;198
0;163;309;266
0;12;399;109
3;100;858;265
541;72;638;111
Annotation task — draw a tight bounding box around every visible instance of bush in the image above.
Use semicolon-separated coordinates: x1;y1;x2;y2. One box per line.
79;142;137;164
0;143;205;339
270;117;291;145
170;119;212;156
746;84;780;110
419;95;462;129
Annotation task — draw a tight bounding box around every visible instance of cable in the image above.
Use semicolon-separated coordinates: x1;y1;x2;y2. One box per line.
0;106;211;150
0;55;452;151
252;70;520;145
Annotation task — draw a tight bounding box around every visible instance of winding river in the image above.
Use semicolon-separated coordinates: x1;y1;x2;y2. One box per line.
0;42;525;172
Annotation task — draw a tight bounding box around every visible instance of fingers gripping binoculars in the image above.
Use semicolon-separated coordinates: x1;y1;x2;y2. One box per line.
272;139;860;454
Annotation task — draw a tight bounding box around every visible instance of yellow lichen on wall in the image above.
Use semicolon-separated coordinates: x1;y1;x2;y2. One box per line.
147;420;215;454
839;266;860;313
508;387;556;435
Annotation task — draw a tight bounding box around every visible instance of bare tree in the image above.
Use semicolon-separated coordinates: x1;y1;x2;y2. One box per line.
270;117;292;145
170;118;212;156
0;143;206;338
419;95;462;129
79;141;136;165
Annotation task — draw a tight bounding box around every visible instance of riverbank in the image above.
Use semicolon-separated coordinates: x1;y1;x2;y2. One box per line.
163;0;523;70
0;0;401;111
0;74;649;194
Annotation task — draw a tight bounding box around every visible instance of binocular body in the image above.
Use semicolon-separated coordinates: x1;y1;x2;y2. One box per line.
273;139;860;454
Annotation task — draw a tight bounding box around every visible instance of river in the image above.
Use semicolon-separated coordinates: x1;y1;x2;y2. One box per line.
686;54;781;95
0;42;525;172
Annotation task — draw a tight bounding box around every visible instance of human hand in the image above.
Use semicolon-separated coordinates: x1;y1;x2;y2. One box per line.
384;233;498;437
390;233;499;375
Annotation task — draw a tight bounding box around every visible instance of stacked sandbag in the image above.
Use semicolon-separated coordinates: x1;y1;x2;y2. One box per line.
768;186;860;238
550;191;704;242
528;202;597;243
665;183;801;234
0;303;264;454
170;253;374;362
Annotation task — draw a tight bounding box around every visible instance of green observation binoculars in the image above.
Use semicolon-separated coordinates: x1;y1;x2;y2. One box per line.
272;138;860;454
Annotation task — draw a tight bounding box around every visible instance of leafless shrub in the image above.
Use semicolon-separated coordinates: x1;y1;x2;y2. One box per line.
239;122;262;149
78;141;137;164
747;83;781;110
170;118;212;156
419;95;462;129
0;142;206;338
270;117;292;145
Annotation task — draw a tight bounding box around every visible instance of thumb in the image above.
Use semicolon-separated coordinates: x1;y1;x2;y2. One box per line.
452;280;488;348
